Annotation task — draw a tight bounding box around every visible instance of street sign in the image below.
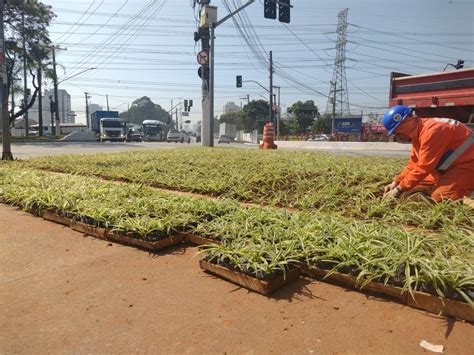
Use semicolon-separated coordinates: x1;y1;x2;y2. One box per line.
197;50;209;65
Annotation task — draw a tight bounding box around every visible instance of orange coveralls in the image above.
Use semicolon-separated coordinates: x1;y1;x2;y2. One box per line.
394;118;474;201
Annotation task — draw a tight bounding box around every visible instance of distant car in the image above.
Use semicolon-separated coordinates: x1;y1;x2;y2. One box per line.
167;129;182;143
126;128;142;142
307;134;330;142
167;129;191;143
180;130;191;143
218;135;232;144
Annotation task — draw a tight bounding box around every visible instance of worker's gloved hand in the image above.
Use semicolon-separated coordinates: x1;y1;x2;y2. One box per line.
383;181;398;196
384;186;403;199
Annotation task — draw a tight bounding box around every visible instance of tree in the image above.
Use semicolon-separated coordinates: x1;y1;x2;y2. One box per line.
312;113;332;134
219;111;245;130
119;96;171;125
287;100;320;133
280;117;299;135
4;0;55;124
242;99;269;132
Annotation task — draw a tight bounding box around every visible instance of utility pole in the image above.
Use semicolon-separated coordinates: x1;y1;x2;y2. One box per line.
273;86;281;140
269;50;273;123
1;0;13;160
175;107;178;129
51;45;60;135
22;10;28;137
170;99;173;127
38;68;43;136
199;0;255;147
200;0;212;147
106;94;110;111
84;92;90;130
49;95;54;133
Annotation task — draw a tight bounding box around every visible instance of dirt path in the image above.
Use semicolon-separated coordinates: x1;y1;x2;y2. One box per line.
1;204;472;354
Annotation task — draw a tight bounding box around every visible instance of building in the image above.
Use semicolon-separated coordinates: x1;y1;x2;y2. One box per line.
223;101;240;114
89;103;103;115
29;88;75;125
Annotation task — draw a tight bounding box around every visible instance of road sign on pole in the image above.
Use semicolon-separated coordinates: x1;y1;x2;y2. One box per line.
197;50;209;65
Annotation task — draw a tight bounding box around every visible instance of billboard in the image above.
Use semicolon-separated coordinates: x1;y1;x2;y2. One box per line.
335;117;362;134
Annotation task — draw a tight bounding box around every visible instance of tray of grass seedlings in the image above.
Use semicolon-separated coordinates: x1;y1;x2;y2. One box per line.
0;167;238;251
17;149;472;232
1;165;472;320
196;207;473;320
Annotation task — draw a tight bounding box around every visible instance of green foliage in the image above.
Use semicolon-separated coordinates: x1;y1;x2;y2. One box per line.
312;114;332;134
219;112;246;130
2;156;473;305
17;149;473;231
287;100;320;133
279;117;299;135
119;96;171;125
242;100;269;131
4;0;56;121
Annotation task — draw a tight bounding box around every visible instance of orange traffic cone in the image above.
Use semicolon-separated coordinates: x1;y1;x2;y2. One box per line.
259;123;278;150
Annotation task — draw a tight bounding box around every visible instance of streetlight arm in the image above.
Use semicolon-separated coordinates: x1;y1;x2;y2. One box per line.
215;0;255;27
58;67;96;84
243;80;269;93
167;101;184;113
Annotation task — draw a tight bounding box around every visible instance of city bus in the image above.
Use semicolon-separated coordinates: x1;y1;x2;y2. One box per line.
142;120;169;141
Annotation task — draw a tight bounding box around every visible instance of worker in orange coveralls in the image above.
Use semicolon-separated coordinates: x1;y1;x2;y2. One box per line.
381;105;474;202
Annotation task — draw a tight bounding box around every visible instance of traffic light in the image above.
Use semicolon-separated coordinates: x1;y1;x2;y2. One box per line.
236;75;242;88
279;0;290;23
264;0;276;19
184;99;188;112
198;65;209;80
188;100;193;111
455;59;464;70
50;100;56;113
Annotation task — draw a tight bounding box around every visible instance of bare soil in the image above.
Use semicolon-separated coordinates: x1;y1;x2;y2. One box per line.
1;204;473;354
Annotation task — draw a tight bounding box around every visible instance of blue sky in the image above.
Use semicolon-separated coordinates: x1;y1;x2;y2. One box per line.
46;0;474;124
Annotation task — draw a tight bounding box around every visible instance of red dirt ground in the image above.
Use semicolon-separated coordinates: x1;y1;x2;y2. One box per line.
1;204;473;354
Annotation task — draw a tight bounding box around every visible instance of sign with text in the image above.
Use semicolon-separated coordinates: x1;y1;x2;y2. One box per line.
335;117;362;134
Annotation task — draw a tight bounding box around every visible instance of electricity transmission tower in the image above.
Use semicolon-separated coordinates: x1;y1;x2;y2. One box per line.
326;8;350;116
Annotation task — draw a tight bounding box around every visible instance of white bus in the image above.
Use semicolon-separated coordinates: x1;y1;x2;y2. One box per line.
142;120;168;141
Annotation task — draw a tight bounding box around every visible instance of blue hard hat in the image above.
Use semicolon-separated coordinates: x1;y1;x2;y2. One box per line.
382;105;412;136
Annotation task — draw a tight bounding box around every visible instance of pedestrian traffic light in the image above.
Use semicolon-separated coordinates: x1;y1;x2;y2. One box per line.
184;99;188;112
236;75;242;88
455;59;465;70
279;0;291;23
264;0;276;19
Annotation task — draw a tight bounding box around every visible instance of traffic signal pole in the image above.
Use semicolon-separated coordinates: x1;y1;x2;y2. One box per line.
269;51;273;123
200;0;255;147
200;0;212;147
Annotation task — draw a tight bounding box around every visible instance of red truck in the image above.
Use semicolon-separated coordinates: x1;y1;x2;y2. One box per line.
389;68;474;129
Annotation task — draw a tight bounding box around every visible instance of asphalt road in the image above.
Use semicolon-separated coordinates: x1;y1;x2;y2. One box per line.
5;140;410;159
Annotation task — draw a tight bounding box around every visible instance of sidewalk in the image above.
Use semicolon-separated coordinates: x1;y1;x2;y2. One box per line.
275;140;412;151
1;204;472;353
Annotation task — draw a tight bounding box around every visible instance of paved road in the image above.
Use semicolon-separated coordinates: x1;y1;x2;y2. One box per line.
6;140;410;159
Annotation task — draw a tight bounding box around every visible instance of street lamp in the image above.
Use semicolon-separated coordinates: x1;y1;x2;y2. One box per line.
443;59;464;72
58;67;96;84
